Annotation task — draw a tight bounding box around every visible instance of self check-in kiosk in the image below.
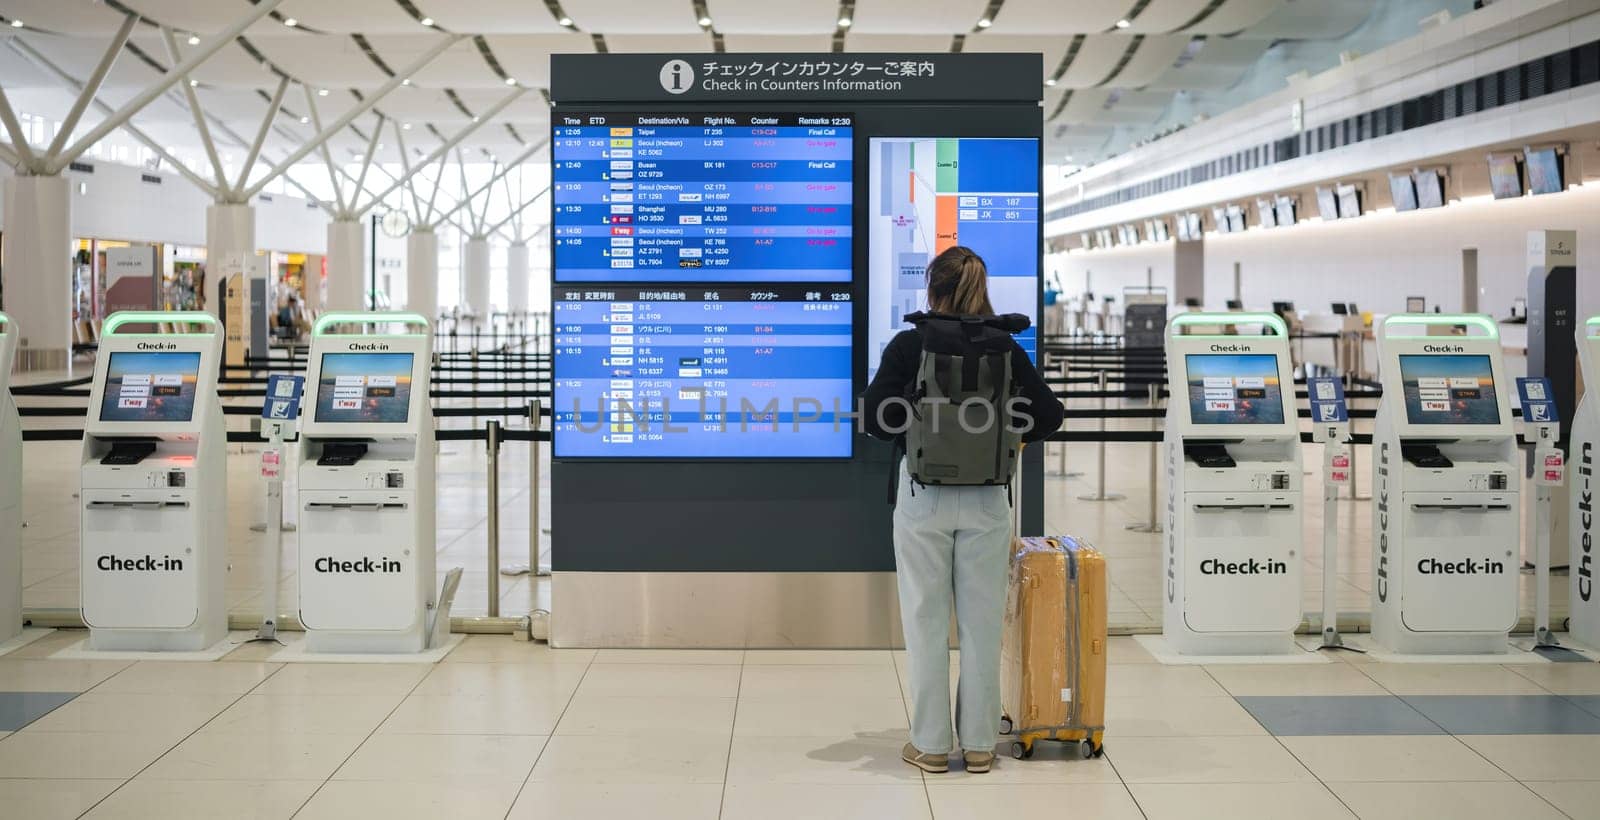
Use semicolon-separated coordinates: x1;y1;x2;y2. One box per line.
81;312;226;651
1164;312;1304;655
297;312;443;653
1567;317;1600;647
0;314;22;643
1372;314;1518;654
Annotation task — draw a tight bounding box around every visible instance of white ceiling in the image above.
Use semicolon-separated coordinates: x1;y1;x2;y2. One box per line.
0;0;1439;186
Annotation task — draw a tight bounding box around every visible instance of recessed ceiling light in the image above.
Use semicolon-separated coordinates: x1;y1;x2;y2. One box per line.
186;34;200;45
838;16;851;27
976;17;991;28
1114;18;1131;28
504;76;517;85
401;78;411;86
299;116;309;124
1045;78;1057;86
472;116;480;123
317;88;329;96
9;19;22;28
557;16;573;26
419;17;434;26
697;15;712;26
402;122;412;130
376;143;384;150
283;17;297;27
188;79;198;87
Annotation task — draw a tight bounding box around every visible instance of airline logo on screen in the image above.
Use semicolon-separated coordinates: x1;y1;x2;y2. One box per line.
660;60;694;94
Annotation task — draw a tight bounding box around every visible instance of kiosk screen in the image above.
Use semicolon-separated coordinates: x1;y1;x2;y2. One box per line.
551;113;852;284
313;352;415;423
867;136;1039;378
98;351;202;422
1183;354;1285;425
1397;354;1500;425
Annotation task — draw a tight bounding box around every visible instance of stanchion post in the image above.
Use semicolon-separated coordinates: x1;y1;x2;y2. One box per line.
1126;381;1163;532
486;419;501;618
1078;370;1125;501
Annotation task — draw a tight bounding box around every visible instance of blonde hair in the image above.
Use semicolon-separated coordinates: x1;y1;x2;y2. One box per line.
926;245;994;316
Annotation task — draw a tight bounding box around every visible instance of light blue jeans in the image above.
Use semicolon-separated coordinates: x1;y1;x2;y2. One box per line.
893;465;1012;755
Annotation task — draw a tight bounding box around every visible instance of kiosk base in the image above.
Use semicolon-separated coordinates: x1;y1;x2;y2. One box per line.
1136;634;1329;665
1369;629;1513;656
305;629;428;655
88;624;227;653
1165;631;1304;658
68;632;238;660
0;627;54;658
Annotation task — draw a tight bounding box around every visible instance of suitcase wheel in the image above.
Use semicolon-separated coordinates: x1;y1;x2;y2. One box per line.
999;715;1013;735
1079;740;1100;760
1010;741;1033;760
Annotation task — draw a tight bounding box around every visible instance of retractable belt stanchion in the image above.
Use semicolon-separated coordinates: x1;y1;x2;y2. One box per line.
1078;371;1125;502
1308;377;1352;649
1126;381;1164;533
0;314;21;645
1515;376;1564;649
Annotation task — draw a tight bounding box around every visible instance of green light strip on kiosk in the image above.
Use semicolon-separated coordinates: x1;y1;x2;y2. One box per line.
1379;313;1499;340
101;311;219;335
312;311;431;337
1168;311;1288;338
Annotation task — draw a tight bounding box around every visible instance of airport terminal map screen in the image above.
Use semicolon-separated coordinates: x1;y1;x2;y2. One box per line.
313;353;415;424
867;137;1038;380
98;351;202;423
552;113;852;284
553;285;853;459
1397;354;1500;425
1183;354;1286;425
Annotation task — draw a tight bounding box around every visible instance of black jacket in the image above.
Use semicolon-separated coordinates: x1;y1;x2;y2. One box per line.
862;329;1064;444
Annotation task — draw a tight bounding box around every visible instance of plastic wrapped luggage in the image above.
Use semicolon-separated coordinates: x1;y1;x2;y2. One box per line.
1000;535;1107;759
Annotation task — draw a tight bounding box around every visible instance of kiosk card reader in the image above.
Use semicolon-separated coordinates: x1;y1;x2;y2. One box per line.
80;312;226;651
1371;314;1518;654
1163;312;1304;655
297;312;443;653
0;314;22;643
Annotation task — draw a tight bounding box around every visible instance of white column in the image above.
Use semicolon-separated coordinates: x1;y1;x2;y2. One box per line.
1;175;72;370
406;227;439;324
325;218;365;312
463;236;490;320
204;202;255;320
507;241;530;314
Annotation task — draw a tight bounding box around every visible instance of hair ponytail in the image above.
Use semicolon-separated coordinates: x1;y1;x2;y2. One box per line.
925;245;995;316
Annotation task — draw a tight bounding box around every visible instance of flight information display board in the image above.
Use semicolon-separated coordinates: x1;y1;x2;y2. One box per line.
552;113;854;283
553;285;853;459
866;137;1039;379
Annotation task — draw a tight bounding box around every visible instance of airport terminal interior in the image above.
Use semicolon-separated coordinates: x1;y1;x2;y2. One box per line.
2;0;1600;817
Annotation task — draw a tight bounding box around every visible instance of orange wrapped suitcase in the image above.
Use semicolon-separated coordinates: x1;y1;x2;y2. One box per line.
1000;535;1107;759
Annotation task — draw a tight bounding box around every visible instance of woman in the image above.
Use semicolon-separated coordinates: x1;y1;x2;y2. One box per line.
863;245;1064;774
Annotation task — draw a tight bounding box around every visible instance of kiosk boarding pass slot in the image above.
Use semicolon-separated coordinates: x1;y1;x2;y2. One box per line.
81;311;228;651
1370;314;1519;654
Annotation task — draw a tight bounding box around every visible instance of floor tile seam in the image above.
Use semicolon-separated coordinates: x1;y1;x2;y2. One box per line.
287;657;455;820
499;648;598;820
67;667;271;820
879;640;931;813
1257;729;1363;819
714;660;748;820
1512;779;1580;820
1344;666;1458;734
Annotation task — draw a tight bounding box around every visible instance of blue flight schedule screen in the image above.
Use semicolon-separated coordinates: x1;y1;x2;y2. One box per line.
552;113;853;283
553;285;854;459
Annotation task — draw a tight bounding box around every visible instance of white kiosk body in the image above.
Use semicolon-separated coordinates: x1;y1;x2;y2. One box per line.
1163;312;1304;654
0;314;22;642
1568;317;1600;646
80;312;227;651
297;312;436;653
1371;314;1518;654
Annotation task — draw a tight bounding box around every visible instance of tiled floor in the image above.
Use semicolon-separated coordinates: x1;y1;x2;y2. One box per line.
0;633;1597;818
